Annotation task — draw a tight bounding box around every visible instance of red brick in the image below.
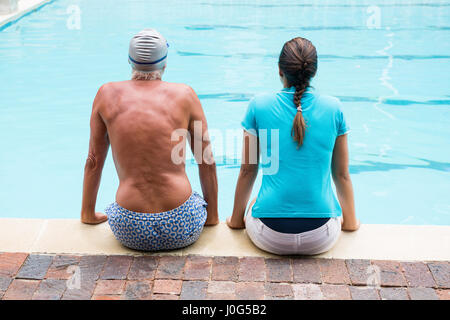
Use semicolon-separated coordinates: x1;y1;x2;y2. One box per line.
428;262;450;289
292;259;321;284
408;287;439;300
153;279;182;295
371;260;406;287
94;280;126;296
206;293;236;300
32;279;67;300
45;255;80;280
123;280;153;300
264;282;293;299
211;256;239;281
100;255;133;280
128;256;159;280
3;279;39;300
379;287;409;300
349;286;380;300
436;289;450;300
61;280;96;300
320;284;351;300
92;295;122;300
401;262;436;288
208;281;235;294
151;294;179;300
155;256;186;279
345;259;372;286
0;253;28;277
184;256;211;281
239;257;265;282
318;259;350;284
235;282;265;300
292;283;323;300
180;281;208;300
265;258;292;282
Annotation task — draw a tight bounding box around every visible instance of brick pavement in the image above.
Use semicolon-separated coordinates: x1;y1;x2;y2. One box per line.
0;252;448;300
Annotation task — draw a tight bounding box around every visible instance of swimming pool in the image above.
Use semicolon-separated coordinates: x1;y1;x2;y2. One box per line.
1;0;449;225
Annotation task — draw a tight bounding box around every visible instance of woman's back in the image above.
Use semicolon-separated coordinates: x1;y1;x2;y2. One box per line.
242;86;349;218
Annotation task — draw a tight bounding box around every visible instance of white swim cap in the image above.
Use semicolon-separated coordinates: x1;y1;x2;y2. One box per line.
128;29;169;72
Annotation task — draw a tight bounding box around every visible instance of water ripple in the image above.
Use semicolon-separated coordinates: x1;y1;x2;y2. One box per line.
185;24;450;32
195;91;450;106
177;50;450;61
350;158;450;174
200;2;450;8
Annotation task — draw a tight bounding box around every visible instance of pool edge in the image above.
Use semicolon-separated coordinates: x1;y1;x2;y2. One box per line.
0;0;53;30
0;218;449;261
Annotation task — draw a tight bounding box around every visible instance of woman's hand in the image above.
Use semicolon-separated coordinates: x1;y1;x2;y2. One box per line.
341;218;360;232
226;216;246;229
81;212;108;225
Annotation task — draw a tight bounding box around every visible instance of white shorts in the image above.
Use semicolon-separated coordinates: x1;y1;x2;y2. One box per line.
245;214;341;255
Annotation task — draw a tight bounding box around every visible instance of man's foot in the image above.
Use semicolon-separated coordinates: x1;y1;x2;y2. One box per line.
204;217;220;226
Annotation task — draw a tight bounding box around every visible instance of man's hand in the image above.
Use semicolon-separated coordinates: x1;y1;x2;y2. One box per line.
81;212;108;225
226;216;246;229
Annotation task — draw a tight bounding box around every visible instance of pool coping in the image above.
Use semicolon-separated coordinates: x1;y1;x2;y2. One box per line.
0;0;52;29
0;218;449;261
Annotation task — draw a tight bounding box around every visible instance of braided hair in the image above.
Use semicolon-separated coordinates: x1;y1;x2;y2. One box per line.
278;37;317;148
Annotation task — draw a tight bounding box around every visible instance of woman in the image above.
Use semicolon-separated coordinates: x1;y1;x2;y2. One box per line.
226;37;359;255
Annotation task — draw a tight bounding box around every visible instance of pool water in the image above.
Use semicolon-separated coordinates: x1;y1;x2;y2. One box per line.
1;0;449;225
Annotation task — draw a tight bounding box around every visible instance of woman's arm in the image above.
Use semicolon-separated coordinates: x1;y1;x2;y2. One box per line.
331;134;359;231
81;86;110;225
227;131;259;229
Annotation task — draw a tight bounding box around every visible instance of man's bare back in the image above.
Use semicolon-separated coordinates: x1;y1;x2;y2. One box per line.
81;79;218;224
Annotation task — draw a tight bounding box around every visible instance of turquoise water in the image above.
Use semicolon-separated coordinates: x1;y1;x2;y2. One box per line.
1;0;449;225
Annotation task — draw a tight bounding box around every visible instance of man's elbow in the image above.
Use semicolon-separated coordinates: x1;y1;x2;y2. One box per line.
84;153;100;172
240;164;258;177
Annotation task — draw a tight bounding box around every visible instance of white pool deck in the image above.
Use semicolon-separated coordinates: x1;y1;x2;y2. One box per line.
1;1;449;262
0;218;449;261
0;0;50;28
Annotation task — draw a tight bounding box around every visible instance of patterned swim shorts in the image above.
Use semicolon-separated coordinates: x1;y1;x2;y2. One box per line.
105;191;207;251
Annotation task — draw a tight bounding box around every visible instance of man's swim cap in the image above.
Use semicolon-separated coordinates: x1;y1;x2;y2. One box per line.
128;29;169;72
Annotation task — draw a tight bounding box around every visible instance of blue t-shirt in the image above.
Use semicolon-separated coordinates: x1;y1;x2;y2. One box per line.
241;86;350;218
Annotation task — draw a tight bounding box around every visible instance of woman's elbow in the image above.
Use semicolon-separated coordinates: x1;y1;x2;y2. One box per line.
333;170;351;182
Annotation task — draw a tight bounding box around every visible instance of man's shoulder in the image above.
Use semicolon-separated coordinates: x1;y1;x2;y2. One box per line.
96;81;124;97
164;81;195;96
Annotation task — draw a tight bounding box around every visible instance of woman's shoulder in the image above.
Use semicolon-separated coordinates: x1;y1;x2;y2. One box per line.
314;91;343;112
250;92;278;104
247;92;278;111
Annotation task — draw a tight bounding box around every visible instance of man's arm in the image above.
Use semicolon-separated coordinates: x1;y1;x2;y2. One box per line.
331;134;359;231
186;86;219;226
80;85;110;224
227;131;259;229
